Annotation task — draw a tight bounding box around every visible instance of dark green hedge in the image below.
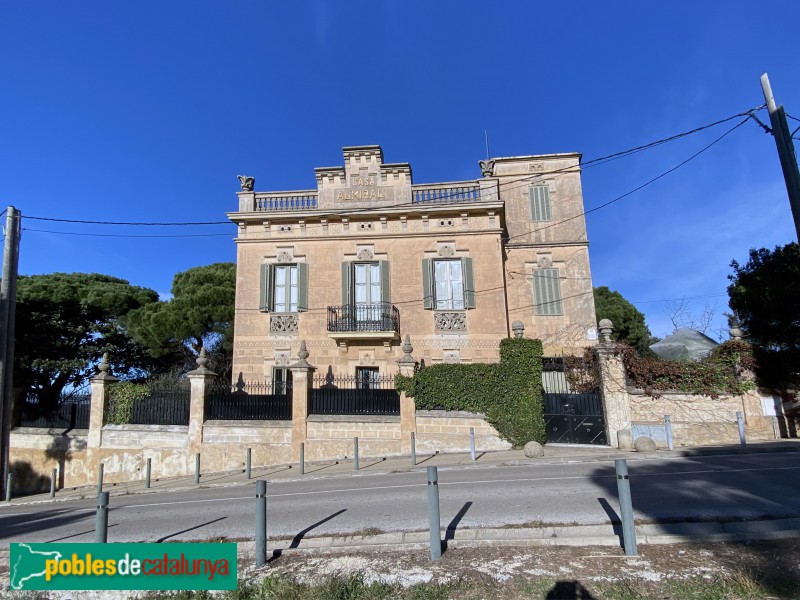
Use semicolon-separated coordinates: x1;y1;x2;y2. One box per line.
396;338;544;447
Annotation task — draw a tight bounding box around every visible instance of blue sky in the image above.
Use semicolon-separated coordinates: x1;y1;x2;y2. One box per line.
1;2;798;341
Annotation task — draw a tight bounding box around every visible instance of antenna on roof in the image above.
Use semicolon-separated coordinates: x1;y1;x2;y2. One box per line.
484;129;491;160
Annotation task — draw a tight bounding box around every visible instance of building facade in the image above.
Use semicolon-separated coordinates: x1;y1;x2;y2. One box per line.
228;145;597;382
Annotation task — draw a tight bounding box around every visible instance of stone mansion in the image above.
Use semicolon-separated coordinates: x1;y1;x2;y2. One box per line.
227;145;597;383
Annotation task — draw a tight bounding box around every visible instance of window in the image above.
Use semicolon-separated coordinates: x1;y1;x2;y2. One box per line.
271;367;292;394
356;367;380;389
422;257;475;309
533;268;563;315
341;261;391;306
434;260;463;310
274;265;298;312
529;185;552;221
259;263;308;312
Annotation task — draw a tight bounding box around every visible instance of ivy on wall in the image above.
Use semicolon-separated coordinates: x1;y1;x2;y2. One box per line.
396;338;545;446
104;382;149;425
620;340;756;398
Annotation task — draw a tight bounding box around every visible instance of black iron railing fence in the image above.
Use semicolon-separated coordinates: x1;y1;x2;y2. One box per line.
105;388;191;426
326;303;400;334
310;374;400;415
17;394;91;429
205;380;292;421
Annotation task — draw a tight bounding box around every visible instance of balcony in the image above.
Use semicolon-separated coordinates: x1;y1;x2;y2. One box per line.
327;303;400;349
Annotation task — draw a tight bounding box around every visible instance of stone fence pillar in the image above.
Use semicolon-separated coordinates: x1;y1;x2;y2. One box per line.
87;354;117;480
596;320;632;449
397;335;417;454
187;348;215;455
289;341;314;461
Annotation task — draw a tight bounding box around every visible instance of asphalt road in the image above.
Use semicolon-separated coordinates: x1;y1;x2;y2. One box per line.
2;452;799;545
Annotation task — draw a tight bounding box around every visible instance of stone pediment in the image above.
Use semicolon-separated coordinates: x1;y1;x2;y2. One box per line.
314;145;412;209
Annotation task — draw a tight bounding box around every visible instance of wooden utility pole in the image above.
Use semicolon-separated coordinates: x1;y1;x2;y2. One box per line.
0;206;21;499
761;73;800;241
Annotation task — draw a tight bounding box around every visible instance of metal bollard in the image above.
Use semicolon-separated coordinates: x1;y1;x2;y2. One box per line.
353;437;359;471
664;415;674;451
470;427;476;461
246;448;252;480
97;463;104;495
95;492;109;543
50;468;57;498
5;473;13;502
736;411;746;446
427;466;442;560
145;458;151;489
195;453;200;484
300;443;305;475
411;432;417;466
614;459;638;556
255;480;267;567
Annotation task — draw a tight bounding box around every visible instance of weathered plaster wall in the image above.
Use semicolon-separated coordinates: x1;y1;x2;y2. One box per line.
415;410;511;453
630;390;774;448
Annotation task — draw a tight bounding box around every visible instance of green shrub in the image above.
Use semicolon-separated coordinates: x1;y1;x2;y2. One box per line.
105;381;149;424
396;338;544;446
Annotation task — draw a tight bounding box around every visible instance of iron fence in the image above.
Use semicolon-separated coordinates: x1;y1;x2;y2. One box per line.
127;389;191;426
17;394;91;429
206;380;292;421
310;374;400;415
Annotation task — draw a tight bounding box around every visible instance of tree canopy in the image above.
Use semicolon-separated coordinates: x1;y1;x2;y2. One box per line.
124;262;236;375
593;286;656;355
14;273;160;409
728;243;800;388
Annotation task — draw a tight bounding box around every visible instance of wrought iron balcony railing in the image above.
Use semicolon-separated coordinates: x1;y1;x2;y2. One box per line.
327;303;400;334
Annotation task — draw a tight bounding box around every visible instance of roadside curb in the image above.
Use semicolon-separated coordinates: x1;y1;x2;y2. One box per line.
3;442;799;508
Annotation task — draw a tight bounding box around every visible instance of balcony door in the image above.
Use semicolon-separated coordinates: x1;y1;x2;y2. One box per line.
354;262;382;322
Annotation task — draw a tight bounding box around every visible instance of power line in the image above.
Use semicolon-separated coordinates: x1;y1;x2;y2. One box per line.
22;107;763;231
631;293;729;305
504;113;753;243
23;228;234;239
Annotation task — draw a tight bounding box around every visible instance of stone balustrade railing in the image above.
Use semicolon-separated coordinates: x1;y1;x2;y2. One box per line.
411;181;481;205
253;191;318;211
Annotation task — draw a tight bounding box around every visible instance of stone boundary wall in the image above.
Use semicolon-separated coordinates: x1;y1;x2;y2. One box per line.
629;390;774;448
415;410;511;453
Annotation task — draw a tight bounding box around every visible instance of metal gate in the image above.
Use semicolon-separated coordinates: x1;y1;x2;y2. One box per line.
542;357;607;445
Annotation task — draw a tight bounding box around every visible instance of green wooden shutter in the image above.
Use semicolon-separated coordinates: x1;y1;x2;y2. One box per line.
296;263;308;312
341;262;352;305
259;263;272;312
529;186;552;221
379;260;391;304
421;259;434;309
534;268;562;315
462;257;476;309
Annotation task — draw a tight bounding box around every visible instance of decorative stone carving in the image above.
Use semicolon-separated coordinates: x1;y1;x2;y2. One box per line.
536;253;553;268
443;350;460;363
276;251;293;263
437;245;456;258
274;351;291;366
511;320;525;338
529;163;544;172
293;340;311;368
598;319;614;346
479;159;495;177
237;175;255;191
270;314;299;333
434;311;467;331
358;352;375;366
357;248;374;260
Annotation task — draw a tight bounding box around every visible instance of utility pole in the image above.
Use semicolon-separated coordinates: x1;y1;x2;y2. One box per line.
0;206;21;500
761;73;800;241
